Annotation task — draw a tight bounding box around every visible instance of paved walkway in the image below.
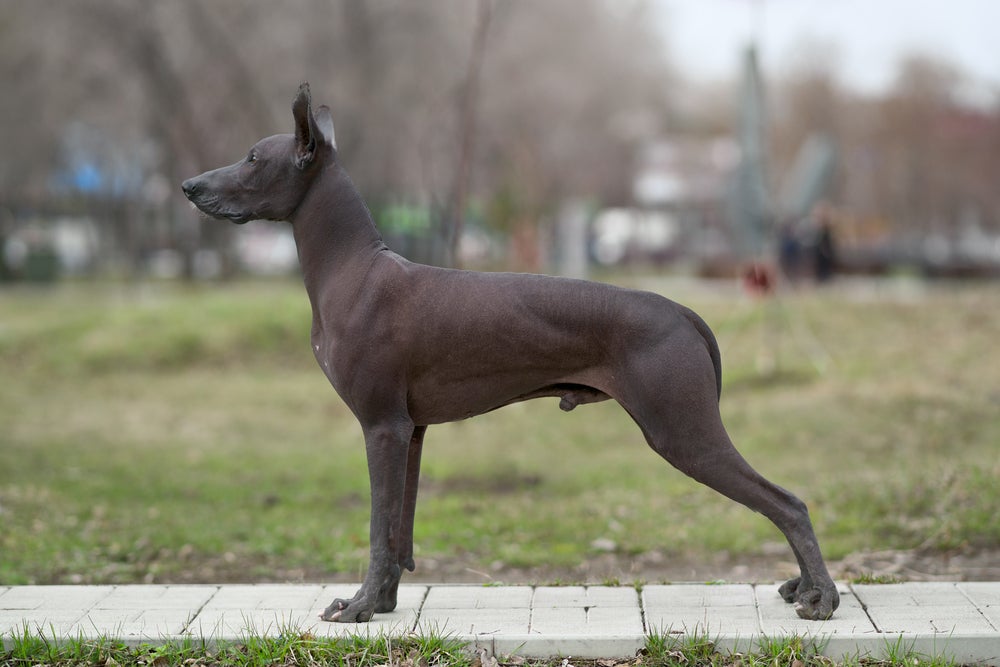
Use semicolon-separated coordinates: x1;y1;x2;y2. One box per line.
1;583;998;663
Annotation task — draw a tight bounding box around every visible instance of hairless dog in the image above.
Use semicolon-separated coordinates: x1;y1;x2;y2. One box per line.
182;83;840;623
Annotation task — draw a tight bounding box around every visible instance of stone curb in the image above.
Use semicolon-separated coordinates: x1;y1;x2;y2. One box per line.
1;583;998;663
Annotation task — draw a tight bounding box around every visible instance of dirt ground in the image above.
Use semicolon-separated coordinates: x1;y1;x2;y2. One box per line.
152;547;1000;587
397;547;1000;586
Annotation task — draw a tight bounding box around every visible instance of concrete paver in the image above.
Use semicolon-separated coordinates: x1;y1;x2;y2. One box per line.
416;606;532;636
1;582;999;663
532;585;638;608
961;582;1000;609
187;584;324;639
422;585;533;610
0;586;117;638
0;585;114;611
756;583;872;636
642;584;759;652
309;585;427;639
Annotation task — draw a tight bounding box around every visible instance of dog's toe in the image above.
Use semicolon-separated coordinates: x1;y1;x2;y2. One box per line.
778;576;801;603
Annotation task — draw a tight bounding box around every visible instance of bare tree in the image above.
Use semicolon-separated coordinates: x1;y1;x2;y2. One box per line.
443;0;496;267
0;0;677;275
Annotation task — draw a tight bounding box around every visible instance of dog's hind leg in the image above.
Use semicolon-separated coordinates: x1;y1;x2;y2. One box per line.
618;337;839;620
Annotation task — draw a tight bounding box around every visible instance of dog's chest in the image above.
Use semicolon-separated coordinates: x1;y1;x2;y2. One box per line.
311;332;343;389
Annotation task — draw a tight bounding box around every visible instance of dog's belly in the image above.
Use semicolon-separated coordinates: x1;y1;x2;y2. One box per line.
401;314;614;423
405;374;610;424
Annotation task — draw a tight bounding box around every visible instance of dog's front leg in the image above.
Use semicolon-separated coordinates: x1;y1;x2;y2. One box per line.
321;419;413;622
370;424;427;614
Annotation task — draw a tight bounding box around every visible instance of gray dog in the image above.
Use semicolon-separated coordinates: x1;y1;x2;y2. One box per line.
182;84;840;623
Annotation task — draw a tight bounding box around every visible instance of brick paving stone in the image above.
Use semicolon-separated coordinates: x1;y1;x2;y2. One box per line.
200;584;323;610
852;582;970;607
0;585;114;610
73;609;190;640
0;586;115;638
853;582;998;636
530;606;643;636
642;584;760;639
0;609;89;638
416;607;531;636
756;583;875;637
2;582;1000;663
642;583;756;609
95;585;217;611
185;584;325;640
532;586;638;608
422;586;533;610
308;611;420;639
186;609;319;639
304;585;428;639
865;604;997;635
958;582;1000;609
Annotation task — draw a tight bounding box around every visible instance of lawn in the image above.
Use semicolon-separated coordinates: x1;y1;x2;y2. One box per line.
1;276;997;585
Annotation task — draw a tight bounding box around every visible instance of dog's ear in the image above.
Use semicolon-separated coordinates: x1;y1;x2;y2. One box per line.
292;82;317;169
315;105;337;152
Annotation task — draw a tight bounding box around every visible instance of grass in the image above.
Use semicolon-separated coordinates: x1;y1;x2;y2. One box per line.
850;573;904;585
1;625;473;667
0;629;969;667
644;632;967;667
1;277;998;585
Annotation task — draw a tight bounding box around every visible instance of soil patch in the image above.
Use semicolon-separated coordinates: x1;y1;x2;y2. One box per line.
140;547;1000;586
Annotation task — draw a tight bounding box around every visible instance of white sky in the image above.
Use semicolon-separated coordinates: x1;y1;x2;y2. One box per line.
653;0;999;96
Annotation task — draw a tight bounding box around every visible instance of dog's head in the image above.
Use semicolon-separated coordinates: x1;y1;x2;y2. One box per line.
181;83;336;223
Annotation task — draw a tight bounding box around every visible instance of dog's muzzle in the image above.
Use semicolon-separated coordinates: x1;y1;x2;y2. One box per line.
181;178;253;224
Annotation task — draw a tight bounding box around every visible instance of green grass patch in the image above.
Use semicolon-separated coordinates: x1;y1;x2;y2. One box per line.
849;573;904;585
1;279;998;584
1;628;969;667
1;626;473;667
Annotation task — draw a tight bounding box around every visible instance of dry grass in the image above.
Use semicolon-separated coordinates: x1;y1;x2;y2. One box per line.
1;277;997;585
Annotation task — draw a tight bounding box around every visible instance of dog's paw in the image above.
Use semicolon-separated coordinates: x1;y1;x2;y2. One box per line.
320;596;375;623
792;585;840;621
778;576;839;620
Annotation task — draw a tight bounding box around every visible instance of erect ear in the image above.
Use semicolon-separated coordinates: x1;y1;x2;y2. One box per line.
315;105;337;152
292;82;317;169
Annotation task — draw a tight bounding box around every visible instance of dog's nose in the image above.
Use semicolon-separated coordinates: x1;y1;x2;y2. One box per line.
181;178;200;198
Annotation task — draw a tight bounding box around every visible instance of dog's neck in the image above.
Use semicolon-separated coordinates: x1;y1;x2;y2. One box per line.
290;162;387;320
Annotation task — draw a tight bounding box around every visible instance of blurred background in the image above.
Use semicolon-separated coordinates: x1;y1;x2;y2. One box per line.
2;0;999;283
2;1;1000;586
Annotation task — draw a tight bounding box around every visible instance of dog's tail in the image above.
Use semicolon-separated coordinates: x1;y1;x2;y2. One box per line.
683;308;723;401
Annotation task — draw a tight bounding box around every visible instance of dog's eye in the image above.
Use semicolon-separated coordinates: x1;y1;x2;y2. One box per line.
247;151;257;164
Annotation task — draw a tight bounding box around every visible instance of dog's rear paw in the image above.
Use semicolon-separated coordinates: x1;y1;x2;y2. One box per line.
779;576;839;620
793;585;839;621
